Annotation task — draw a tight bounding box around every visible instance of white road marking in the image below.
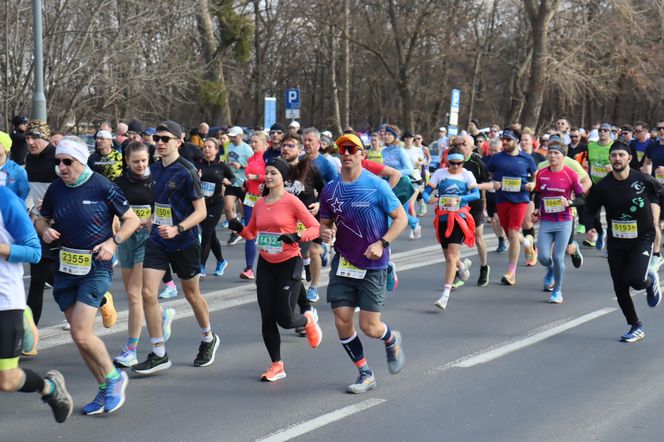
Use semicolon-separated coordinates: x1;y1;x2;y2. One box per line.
255;398;386;442
428;307;617;374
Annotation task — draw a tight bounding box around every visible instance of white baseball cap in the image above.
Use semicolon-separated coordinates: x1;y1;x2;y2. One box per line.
288;121;301;129
228;126;243;137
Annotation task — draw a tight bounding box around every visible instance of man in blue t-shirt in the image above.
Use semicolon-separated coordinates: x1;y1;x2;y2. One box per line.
641;119;664;267
36;136;140;416
133;120;220;376
319;133;407;395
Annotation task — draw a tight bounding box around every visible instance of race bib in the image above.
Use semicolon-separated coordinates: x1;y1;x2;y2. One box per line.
131;205;152;223
201;181;216;197
154;203;173;226
297;222;306;233
611;220;637;239
336;256;367;279
543;197;565;213
501;177;521;192
0;170;7;187
438;195;460;212
656;173;664;184
590;165;608;179
59;247;92;276
257;232;283;254
243;193;259;207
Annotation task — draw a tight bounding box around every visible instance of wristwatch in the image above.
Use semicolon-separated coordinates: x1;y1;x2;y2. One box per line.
177;224;186;234
380;238;390;248
112;234;122;245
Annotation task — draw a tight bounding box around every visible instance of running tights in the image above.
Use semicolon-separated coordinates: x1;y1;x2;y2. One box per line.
27;249;55;325
607;242;653;325
537;220;573;293
200;199;224;265
243;204;257;270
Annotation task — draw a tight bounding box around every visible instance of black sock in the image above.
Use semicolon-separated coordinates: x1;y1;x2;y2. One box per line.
523;227;536;239
18;369;45;394
655;252;661;257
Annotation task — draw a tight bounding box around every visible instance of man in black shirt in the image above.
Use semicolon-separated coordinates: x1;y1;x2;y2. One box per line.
10;116;28;166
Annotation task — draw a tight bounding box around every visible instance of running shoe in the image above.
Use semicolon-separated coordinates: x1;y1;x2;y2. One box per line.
42;370;73;423
408;229;414;240
227;232;242;245
582;239;596;248
114;348;138;368
214;260;228;276
412;224;422;240
434;292;450;310
294;327;306;337
496;240;508;253
646;270;661;308
199;265;206;278
321;243;329;267
132;352;172;375
596;231;606;250
62;320;70;331
261;361;286;382
386;261;399;291
222;219;229;228
523;235;537;266
459;258;472;281
162;308;176;342
385;330;404;374
571;241;584;269
158;284;178;299
81;387;105;415
451;276;465;289
104;371;128;414
194;334;220;367
306;286;320;302
22;306;39;356
44;281;52;289
501;272;516;286
577;224;586;234
100;292;117;328
303;311;322;348
417;202;427;217
239;268;255;280
620;324;645;343
648;255;663;273
543;268;555;292
477;265;490;287
548;290;563;304
347;370;377;394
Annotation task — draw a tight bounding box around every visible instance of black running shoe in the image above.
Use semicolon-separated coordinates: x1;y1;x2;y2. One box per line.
194;334;220;367
132;352;172;375
477;265;490;287
42;370;73;423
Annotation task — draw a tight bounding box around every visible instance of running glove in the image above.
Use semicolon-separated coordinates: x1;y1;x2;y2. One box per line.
278;233;300;244
228;218;244;233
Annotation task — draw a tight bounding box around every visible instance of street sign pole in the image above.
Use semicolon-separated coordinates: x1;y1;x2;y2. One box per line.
285;88;301;121
448;88;461;137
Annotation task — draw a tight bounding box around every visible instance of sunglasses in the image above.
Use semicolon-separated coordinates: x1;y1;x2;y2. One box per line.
570;135;579;138
339;144;362;155
657;127;664;131
281;143;297;149
53;158;74;166
448;161;464;166
270;130;283;135
152;135;178;143
621;131;630;135
599;129;610;132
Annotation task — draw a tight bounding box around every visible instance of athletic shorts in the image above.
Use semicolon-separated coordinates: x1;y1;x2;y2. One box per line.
225;185;245;199
486;191;497;217
0;310;23;369
437;221;465;249
327;254;387;312
143;241;201;280
53;267;112;312
470;207;485;226
117;228;149;269
496;202;529;232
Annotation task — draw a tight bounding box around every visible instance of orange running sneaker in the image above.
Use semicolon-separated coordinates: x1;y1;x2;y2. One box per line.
303;311;322;348
261;361;286;382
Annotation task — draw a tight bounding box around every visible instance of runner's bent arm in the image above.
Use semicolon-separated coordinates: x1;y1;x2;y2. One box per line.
0;191;41;263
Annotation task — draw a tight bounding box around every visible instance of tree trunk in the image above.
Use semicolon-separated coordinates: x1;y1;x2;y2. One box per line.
342;0;350;129
253;0;262;127
467;50;483;126
329;28;342;135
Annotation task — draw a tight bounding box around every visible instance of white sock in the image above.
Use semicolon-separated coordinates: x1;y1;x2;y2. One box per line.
151;337;166;357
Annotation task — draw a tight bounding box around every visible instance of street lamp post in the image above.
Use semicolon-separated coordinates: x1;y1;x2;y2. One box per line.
31;0;47;121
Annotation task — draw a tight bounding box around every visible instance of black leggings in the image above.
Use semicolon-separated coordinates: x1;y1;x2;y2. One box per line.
256;256;307;362
200;199;224;265
607;241;653;326
26;245;55;325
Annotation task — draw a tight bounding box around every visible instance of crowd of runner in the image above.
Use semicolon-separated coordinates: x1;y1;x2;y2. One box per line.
1;114;663;422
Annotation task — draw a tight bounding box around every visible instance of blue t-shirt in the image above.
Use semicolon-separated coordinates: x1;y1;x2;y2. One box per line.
644;141;664;174
312;154;339;183
486;151;537;204
381;145;414;177
227;141;253;186
40;173;129;271
149;156;203;252
427;168;479;221
633;138;655;165
320;170;400;270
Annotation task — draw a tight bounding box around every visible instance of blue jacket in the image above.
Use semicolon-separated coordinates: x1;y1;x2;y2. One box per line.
0;159;30;201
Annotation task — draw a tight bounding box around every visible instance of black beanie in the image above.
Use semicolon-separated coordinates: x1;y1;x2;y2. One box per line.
267;157;291;181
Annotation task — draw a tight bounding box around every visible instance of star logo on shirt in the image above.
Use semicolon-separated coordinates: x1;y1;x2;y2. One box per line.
325;180;378;239
330;197;344;213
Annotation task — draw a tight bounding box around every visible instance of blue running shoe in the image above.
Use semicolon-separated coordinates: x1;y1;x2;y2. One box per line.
158;284;178;299
596;231;606;250
347;370;377;394
496;240;508;253
222;219;229;228
81;388;105;415
162;308;176;342
306;286;320;302
214;260;228;276
199;265;206;278
620;324;645;343
386;262;398;291
548;290;563;304
104;371;128;413
321;243;329;267
646;270;661;308
543;268;555;292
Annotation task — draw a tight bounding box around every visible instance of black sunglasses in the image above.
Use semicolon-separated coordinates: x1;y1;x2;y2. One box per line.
448;161;464;166
339;144;362;155
152;135;178;143
281;143;297;149
657;127;664;131
53;158;74;166
270;130;283;135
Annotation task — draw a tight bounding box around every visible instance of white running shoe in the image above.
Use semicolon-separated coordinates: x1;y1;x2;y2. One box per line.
459;258;472;281
434;293;450;310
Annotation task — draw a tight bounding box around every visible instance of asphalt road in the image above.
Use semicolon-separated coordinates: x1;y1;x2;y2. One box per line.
4;212;664;442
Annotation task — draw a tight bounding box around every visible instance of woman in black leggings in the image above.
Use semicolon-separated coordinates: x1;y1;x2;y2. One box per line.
228;158;322;382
